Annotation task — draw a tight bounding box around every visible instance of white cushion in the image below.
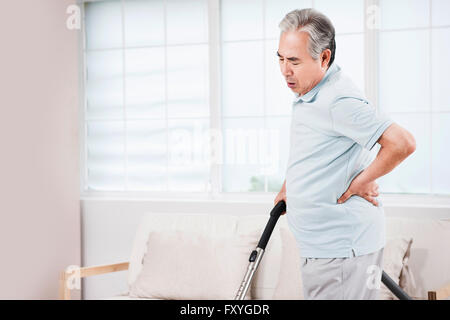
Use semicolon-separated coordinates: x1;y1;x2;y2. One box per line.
127;213;260;299
129;229;258;299
127;213;241;288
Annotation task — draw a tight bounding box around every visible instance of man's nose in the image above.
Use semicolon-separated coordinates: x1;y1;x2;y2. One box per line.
280;61;293;77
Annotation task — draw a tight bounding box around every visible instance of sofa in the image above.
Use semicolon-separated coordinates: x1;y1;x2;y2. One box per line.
59;213;450;300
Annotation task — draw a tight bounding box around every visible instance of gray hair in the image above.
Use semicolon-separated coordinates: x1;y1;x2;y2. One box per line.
279;8;336;68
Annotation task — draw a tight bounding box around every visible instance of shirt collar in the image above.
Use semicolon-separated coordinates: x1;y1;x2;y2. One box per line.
293;63;340;104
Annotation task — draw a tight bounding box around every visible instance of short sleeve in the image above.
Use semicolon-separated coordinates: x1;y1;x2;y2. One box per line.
330;97;394;151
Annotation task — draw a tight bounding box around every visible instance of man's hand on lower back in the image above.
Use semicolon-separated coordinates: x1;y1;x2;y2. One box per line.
337;171;380;207
336;124;416;207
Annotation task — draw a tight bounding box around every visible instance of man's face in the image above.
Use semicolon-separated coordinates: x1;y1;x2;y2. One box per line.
277;30;327;96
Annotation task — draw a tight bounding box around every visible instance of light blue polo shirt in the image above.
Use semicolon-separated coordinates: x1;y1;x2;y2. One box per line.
285;62;394;258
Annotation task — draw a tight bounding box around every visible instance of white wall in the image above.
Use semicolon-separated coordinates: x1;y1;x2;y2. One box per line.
0;0;80;299
80;196;450;299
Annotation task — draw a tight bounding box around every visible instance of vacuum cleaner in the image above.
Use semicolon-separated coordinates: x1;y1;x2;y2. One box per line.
235;200;412;300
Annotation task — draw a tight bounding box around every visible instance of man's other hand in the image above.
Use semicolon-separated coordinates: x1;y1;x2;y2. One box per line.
275;180;287;215
337;171;379;207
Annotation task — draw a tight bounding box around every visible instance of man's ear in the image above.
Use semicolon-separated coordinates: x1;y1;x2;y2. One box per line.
321;49;331;68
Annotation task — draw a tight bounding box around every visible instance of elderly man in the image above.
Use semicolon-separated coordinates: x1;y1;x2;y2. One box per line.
273;8;416;300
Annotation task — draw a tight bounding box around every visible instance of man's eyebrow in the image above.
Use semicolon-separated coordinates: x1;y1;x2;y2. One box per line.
276;51;300;62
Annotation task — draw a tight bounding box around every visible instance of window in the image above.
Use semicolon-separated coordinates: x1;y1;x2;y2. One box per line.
81;0;450;196
376;0;450;194
83;0;210;192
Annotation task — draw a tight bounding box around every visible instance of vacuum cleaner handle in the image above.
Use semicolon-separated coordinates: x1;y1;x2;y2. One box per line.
235;200;286;299
382;270;413;300
257;200;286;250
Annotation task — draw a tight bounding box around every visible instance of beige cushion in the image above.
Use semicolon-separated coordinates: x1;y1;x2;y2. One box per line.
127;213;242;288
129;229;258;300
379;237;414;300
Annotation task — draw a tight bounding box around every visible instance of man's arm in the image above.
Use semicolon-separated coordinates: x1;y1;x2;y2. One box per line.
359;123;416;183
337;123;416;206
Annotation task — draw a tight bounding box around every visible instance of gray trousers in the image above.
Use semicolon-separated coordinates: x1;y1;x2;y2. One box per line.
300;248;384;300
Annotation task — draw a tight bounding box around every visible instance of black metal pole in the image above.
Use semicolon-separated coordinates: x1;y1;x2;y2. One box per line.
381;270;413;300
257;200;286;250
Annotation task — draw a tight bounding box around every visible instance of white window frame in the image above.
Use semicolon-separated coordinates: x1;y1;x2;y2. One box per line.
78;0;450;205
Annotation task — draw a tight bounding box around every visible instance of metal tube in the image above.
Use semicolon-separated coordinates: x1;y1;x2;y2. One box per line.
382;271;413;300
235;248;265;300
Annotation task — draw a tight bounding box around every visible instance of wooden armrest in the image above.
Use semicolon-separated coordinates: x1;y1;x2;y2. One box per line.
59;261;129;300
428;282;450;300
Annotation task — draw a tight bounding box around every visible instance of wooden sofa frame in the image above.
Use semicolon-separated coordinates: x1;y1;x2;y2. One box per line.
59;261;450;300
59;262;129;300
